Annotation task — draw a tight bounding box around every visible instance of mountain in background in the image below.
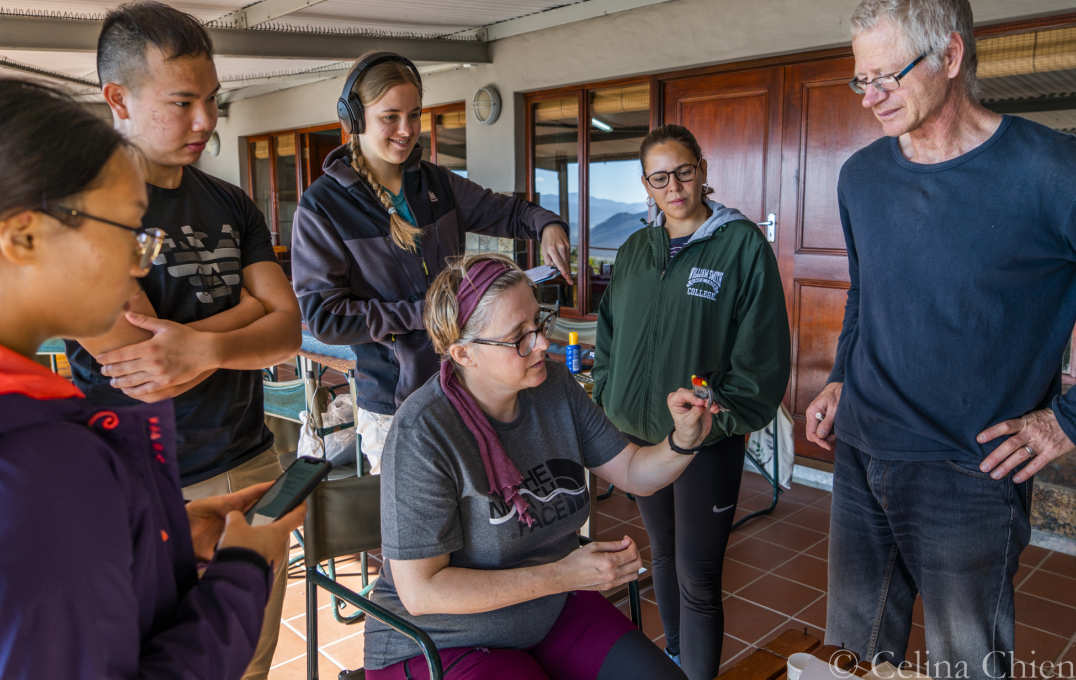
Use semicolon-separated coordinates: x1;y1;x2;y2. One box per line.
536;192;648;250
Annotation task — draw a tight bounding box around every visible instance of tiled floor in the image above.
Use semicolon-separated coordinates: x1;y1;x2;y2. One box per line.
268;472;1076;678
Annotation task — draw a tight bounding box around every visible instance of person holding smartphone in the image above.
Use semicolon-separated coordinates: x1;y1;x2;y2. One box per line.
0;78;305;680
291;51;572;474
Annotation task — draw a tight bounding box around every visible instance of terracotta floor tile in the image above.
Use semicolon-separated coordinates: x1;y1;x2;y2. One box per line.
738;492;779;513
729;514;781;541
1016;592;1076;639
738;573;823;618
270;622;308;668
1040;550;1076;578
594;518;652;553
783;505;832;534
752;521;827;554
723;558;767;594
321;631;366;673
1060;639;1076;665
590;511;625;536
806;538;829;560
721;595;792;645
1014;623;1070;665
720;634;751;672
268;651;341;680
726;535;799;571
640;596;666;642
1014;564;1033;591
912;596;924;626
281;579;310;621
1021;545;1050;568
774;553;828;592
288;597;368;646
904;624;927;668
1020;569;1076;609
741;473;778;495
781;485;830;507
794;596;827;629
593;491;640;522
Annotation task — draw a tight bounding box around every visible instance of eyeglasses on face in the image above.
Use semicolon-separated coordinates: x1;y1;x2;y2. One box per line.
42;205;164;271
644;162;700;189
470;310;558;358
848;53;927;95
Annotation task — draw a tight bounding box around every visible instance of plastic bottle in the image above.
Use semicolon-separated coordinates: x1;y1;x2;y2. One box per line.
566;331;580;374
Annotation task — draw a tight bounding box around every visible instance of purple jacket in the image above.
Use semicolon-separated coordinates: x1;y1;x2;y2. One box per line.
0;346;271;679
291;144;566;415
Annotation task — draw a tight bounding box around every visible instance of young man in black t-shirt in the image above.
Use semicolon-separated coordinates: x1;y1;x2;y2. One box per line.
65;4;302;678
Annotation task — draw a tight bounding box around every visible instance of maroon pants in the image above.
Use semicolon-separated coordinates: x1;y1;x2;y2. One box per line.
366;590;635;680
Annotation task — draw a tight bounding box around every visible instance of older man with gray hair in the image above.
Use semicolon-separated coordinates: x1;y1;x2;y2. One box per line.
804;0;1076;676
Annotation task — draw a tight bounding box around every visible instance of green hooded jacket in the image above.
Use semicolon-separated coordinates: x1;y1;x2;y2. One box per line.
593;199;791;445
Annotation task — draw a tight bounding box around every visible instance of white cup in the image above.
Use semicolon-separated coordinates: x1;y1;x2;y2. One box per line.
788;652;815;680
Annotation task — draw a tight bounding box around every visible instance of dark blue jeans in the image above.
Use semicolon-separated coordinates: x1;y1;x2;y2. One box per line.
827;440;1032;680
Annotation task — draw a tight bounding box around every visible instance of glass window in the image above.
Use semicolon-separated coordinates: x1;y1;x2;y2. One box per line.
436;109;468;177
274;134;298;249
250;139;273;238
532;95;580;309
586;84;650;313
418;111;433;164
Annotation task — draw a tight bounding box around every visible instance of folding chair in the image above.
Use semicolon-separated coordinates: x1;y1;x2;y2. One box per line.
304;475;443;679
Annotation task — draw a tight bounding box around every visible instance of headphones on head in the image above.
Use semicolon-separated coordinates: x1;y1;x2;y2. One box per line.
337;52;422;135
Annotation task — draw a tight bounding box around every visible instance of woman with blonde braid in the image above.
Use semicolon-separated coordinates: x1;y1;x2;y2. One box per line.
292;52;571;471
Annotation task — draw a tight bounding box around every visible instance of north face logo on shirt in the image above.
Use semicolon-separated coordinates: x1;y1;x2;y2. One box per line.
686;267;725;301
154;224;242;304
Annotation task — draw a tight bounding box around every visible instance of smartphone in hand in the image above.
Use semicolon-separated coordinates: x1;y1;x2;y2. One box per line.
245;456;332;526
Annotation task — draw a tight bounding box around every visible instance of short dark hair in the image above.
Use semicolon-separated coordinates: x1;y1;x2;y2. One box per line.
97;1;214;87
0;78;128;220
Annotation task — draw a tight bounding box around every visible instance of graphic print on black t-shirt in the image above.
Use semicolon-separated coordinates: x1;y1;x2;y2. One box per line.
488;457;588;536
65;166;279;486
156;223;243;304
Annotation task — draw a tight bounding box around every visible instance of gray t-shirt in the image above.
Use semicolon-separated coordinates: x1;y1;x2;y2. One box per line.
364;361;627;669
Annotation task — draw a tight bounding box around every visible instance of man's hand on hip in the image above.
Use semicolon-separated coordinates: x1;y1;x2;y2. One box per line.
97;311;220;400
977;408;1076;483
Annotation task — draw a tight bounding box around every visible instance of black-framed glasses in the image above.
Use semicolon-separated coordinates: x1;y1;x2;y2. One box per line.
848;53;927;95
470;310;557;358
42;205;165;271
644;162;699;189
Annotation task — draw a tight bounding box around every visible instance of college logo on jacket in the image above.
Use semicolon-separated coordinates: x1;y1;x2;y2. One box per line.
686;267;725;301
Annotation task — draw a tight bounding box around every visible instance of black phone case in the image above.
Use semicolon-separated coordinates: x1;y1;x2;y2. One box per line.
245;456;332;523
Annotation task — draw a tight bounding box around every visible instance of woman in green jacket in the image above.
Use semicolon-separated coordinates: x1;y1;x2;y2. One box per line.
593;124;790;680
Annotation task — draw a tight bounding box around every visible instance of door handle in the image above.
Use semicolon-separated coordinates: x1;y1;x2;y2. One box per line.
757;213;776;243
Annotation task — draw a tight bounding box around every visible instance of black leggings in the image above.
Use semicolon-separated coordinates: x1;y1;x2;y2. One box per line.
597;630;687;680
631;434;745;680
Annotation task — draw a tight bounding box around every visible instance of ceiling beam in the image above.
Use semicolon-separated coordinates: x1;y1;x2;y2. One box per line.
480;0;673;41
0;14;491;63
213;0;329;30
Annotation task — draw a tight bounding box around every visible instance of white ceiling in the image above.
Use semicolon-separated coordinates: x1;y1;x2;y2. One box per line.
0;0;635;100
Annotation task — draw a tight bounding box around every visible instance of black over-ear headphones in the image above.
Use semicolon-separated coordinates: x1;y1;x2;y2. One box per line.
337;52;422;135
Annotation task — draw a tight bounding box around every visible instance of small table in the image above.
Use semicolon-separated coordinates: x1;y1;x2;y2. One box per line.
716;628;869;680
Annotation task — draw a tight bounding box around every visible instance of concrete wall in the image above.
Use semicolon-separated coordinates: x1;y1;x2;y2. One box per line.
197;0;1075;189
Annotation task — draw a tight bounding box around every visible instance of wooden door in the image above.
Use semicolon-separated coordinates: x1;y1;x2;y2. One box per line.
663;67;784;233
777;57;880;461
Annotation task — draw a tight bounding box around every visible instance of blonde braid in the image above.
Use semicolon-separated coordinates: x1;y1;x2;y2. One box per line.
349;136;423;252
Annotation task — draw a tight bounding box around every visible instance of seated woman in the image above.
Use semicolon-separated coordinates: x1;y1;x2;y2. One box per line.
364;253;720;680
0;78;305;679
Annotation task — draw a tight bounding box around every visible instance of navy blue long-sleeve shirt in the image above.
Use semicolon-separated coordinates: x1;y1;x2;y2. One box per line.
829;115;1076;462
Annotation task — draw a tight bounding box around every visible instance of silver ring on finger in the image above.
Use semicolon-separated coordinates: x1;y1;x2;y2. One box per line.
815;411;825;422
1023;444;1035;457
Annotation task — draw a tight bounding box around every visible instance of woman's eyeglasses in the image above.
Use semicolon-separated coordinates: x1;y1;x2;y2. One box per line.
644;162;700;189
42;205;164;271
470;310;558;358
